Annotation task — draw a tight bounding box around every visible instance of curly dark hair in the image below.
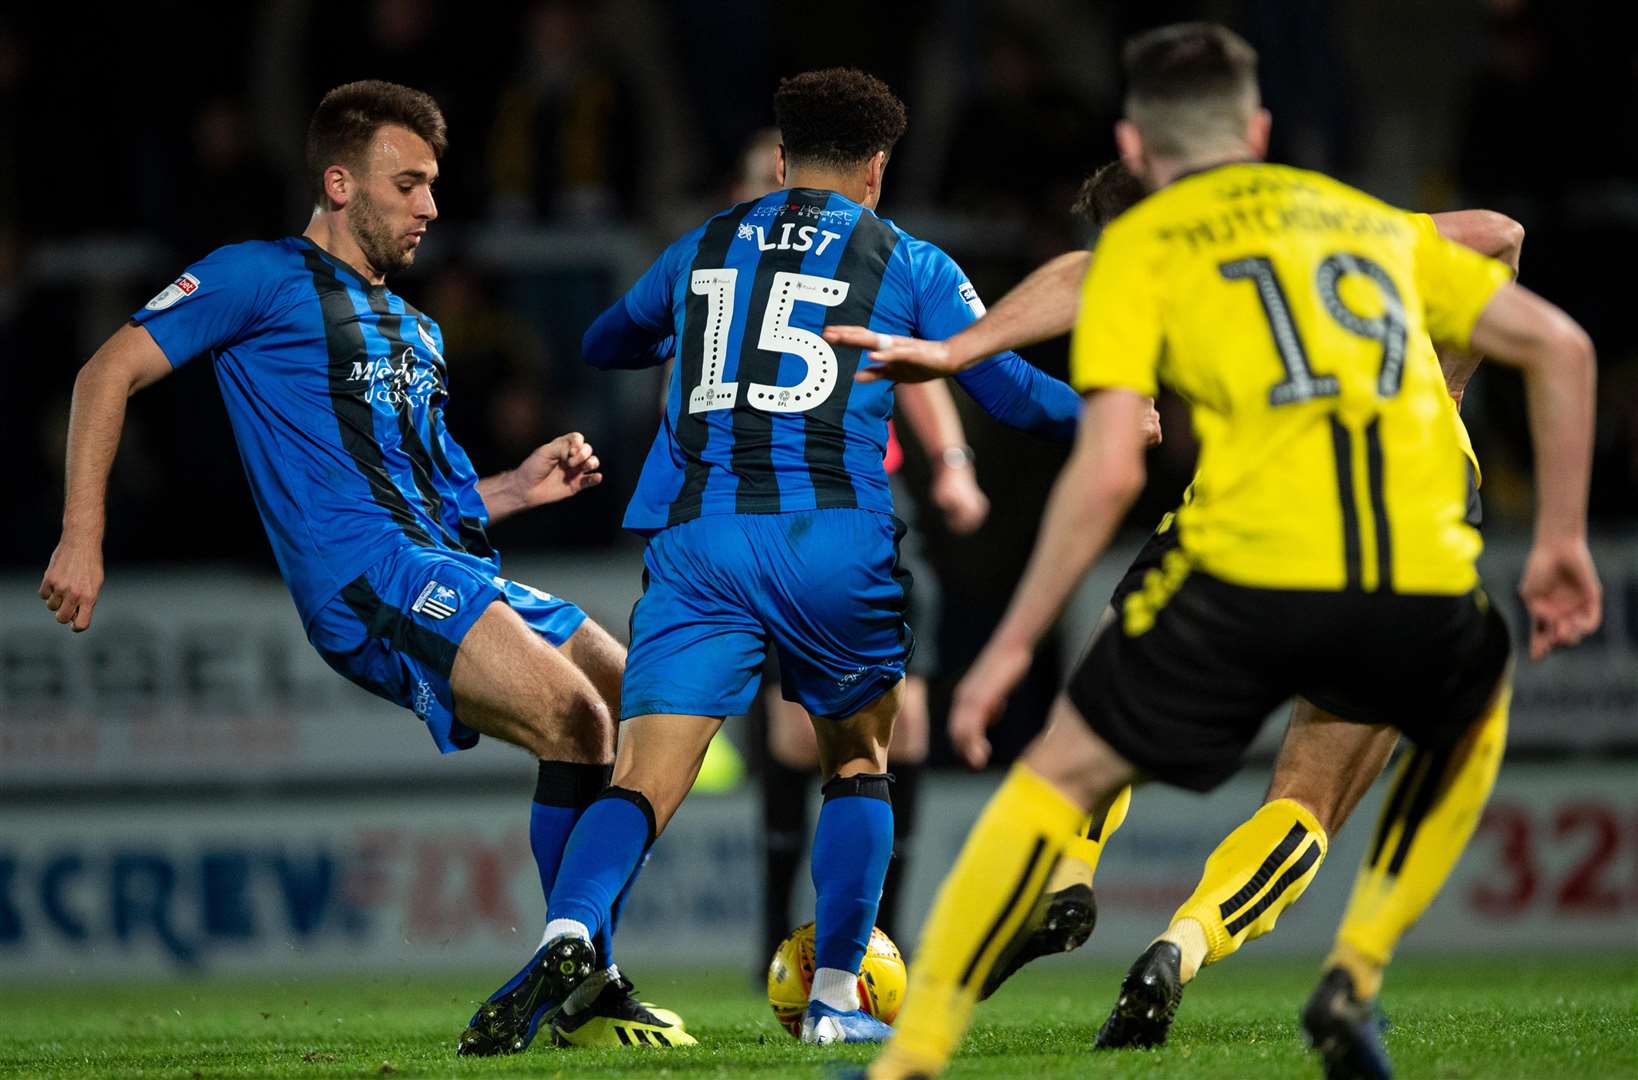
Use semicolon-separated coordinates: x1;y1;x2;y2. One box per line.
1071;160;1148;229
306;80;449;205
773;68;908;169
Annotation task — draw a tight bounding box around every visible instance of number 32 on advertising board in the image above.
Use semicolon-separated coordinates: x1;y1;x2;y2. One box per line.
1469;800;1637;916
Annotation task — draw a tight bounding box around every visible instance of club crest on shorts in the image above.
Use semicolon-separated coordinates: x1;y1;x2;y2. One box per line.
412;580;460;620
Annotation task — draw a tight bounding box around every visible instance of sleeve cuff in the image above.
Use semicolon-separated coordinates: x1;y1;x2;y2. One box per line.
1446;265;1512;351
1071;374;1157;399
129;316;189;369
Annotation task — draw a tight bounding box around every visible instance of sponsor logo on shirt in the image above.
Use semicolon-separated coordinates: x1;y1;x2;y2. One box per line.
957;281;986;318
144;273;201;311
411;581;460;621
345;346;440;408
745;204;856;226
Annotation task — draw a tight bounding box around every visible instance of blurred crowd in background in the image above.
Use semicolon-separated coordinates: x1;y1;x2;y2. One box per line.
3;0;1635;754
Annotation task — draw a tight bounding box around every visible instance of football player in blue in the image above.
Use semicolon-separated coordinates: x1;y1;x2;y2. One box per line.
529;69;1100;1045
37;80;688;1054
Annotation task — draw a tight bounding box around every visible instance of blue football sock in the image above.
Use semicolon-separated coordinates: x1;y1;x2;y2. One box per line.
595;849;650;968
811;773;895;974
530;761;611;914
547;787;656;940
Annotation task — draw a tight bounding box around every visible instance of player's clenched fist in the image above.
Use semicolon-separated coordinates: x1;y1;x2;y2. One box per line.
515;432;604;508
39;537;104;632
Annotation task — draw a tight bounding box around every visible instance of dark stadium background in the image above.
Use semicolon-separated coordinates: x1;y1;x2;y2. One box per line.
5;0;1635;762
0;0;1634;993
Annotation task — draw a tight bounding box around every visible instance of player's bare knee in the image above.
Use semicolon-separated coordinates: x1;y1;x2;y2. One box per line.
813;685;898;777
608;767;686;835
815;724;888;780
550;691;615;763
1023;696;1133;809
559;618;626;716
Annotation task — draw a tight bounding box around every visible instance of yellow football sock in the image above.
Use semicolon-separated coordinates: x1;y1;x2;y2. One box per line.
1330;685;1509;1000
869;764;1085;1079
1162;798;1329;983
1051;785;1131;891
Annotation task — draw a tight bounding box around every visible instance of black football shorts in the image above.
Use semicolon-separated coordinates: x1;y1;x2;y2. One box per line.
1066;567;1511;793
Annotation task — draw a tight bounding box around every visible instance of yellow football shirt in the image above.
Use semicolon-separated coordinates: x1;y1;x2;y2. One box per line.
1071;162;1510;594
1407;212;1483;488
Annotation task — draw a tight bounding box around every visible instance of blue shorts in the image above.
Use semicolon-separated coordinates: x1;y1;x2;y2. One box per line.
622;509;913;721
307;546;587;752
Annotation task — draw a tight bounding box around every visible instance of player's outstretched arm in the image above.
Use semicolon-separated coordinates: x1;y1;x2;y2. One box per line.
948;390;1149;768
582;298;674;371
895;380;989;534
1466;284;1601;659
945;352;1162;446
476;432;604;523
826;250;1092;383
40;323;175;632
582;242;684;372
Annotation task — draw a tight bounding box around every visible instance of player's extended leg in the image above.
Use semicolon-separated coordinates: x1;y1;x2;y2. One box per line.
1048;607;1135;895
449;600;615;761
1267;704;1399;838
448;602;616;1056
533;619;690;1046
1097;699;1398;1049
799;680;902;1044
759;672;920;967
554;621;640;965
1303;684;1509;1079
977;606;1133;1001
866;695;1136;1080
526;711;723;1036
979;784;1131;1001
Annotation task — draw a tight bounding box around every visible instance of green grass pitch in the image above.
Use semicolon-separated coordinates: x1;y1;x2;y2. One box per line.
4;953;1634;1078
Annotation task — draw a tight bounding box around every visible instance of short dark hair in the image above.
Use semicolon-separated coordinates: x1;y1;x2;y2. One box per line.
305;80;449;204
1071;160;1147;229
774;68;908;170
1121;22;1259;158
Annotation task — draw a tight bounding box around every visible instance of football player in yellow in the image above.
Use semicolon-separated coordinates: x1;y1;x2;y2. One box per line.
832;156;1524;1045
830;21;1600;1080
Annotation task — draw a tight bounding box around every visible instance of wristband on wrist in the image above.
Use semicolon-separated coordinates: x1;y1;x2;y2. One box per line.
941;445;976;470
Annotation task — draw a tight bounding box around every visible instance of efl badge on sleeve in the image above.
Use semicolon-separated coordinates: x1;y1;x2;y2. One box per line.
144;273;201;311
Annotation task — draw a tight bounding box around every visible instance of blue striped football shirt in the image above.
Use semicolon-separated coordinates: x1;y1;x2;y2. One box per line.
583;187;1082;533
131;237;494;624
